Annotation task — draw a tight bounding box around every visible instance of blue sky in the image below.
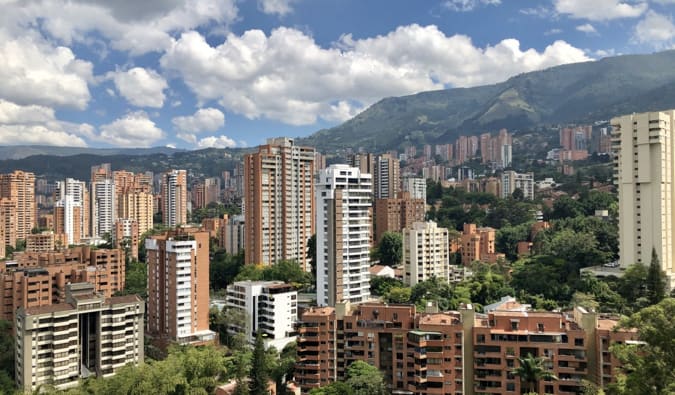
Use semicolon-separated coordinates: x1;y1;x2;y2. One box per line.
1;0;674;149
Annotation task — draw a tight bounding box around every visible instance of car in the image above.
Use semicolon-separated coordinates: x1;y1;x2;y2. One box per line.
603;261;620;268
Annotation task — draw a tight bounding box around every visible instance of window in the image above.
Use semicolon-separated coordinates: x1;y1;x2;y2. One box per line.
510;321;519;330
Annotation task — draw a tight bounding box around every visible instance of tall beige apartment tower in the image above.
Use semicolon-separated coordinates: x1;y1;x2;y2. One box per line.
243;137;315;268
113;171;153;236
0;170;36;243
145;228;215;345
403;221;450;286
612;110;675;288
161;170;187;227
374;153;400;199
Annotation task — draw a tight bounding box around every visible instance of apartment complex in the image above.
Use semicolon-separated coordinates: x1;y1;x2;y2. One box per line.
244;138;315;268
0;247;125;324
611;110;675;287
113;170;154;237
374;154;401;199
500;171;534;200
0;170;36;244
113;219;139;261
91;179;116;237
226;280;298;350
316;165;372;307
15;282;144;392
145;228;215;345
218;214;245;255
25;232;57;253
192;177;221;209
403;221;450;286
294;302;636;395
402;177;427;201
374;192;426;241
459;224;503;266
161;170;188;227
54;178;89;245
480;129;513;168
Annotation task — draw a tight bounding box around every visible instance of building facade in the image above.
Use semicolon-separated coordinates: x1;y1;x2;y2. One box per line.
403;221;450;286
500;171;534;200
0;170;36;243
374;154;400;199
91;179;116;238
316;165;372;306
612;110;675;287
145;228;214;345
402;177;427;201
374;192;426;241
244;138;315;268
161;170;188;227
15;283;144;392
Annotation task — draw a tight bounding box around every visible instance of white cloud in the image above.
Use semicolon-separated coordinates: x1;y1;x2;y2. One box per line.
576;23;598;34
1;0;238;55
594;48;617;57
0;99;89;146
554;0;647;21
197;135;236;148
520;6;556;18
443;0;501;12
172;108;225;133
545;28;564;35
99;111;165;147
111;67;168;108
634;10;675;44
258;0;295;15
161;25;589;126
0;31;93;110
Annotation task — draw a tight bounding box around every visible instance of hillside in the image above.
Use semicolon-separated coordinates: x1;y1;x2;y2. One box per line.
0;146;183;161
302;50;675;152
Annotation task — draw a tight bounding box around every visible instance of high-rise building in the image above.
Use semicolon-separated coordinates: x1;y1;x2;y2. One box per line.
612;110;675;287
192;177;221;210
54;178;89;244
16;283;144;392
243;138;315;268
225;280;298;350
145;228;215;345
316;165;372;306
374;154;400;199
218;214;245;255
501;170;534;200
91;179;116;237
0;170;36;243
0;198;17;251
90;163;112;184
161;170;188;227
374;192;425;241
402;177;427;201
403;221;450;286
113;219;139;261
113;170;153;237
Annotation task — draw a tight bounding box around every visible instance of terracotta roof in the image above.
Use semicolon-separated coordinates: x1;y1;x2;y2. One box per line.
23;304;74;316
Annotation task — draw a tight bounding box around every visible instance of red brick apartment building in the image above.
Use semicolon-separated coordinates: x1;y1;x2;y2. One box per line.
295;302;636;395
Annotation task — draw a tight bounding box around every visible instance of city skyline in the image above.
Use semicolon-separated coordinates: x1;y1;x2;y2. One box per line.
1;0;675;150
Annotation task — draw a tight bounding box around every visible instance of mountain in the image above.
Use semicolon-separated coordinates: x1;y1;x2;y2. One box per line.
0;146;183;161
0;148;246;181
302;50;675;152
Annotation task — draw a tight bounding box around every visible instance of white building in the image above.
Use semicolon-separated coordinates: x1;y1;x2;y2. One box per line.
91;179;115;237
316;165;372;306
402;221;450;286
402;177;427;201
226;280;297;350
55;178;87;244
612;110;675;288
15;283;144;392
501;171;534;200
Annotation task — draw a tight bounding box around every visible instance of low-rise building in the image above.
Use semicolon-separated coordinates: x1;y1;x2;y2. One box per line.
15;282;144;392
460;223;504;265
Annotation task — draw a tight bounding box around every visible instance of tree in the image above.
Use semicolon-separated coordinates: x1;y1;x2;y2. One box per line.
250;332;270;395
307;234;317;285
511;187;525;201
0;320;14;394
370;276;403;296
645;248;666;306
309;381;354;395
512;353;557;394
384;286;412;304
346;361;387;395
271;342;297;395
549;195;584;220
612;298;675;394
116;261;147;298
375;232;402;266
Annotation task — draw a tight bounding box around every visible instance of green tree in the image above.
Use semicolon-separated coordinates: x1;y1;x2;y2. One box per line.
612;298;675;395
0;320;14;394
307;234;317;285
370;276;403;296
512;353;558;394
271;342;297;395
346;361;387;395
496;222;532;261
210;250;245;291
309;381;354;395
116;261;147;298
511;187;525;201
384;287;412;304
645;248;666;306
375;232;402;266
250;333;270;395
549;195;584;219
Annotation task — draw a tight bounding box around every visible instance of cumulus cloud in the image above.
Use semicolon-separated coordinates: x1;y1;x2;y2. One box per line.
111;67;168;108
634;10;675;44
0;31;93;110
172;108;225;133
1;0;238;55
197;135;236;148
0;99;89;146
554;0;647;21
99;111;164;147
161;25;589;126
576;23;598;34
443;0;501;12
258;0;296;15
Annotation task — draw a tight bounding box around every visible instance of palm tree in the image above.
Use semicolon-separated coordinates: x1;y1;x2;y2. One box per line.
511;353;558;394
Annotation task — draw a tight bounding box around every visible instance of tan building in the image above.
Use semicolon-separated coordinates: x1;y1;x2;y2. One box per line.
192;177;220;209
145;228;215;346
374;192;425;241
15;282;144;392
460;223;503;265
244;138;315;268
403;221;450;286
0;247;125;325
374;153;400;199
218;214;245;255
0;170;36;243
612;110;675;287
113;219;139;261
114;170;154;237
0;198;17;252
295;302;637;395
501;171;534;200
25;232;55;252
54;178;89;244
161;170;188;227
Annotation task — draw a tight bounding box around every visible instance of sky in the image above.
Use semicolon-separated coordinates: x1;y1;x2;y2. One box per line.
1;0;675;150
